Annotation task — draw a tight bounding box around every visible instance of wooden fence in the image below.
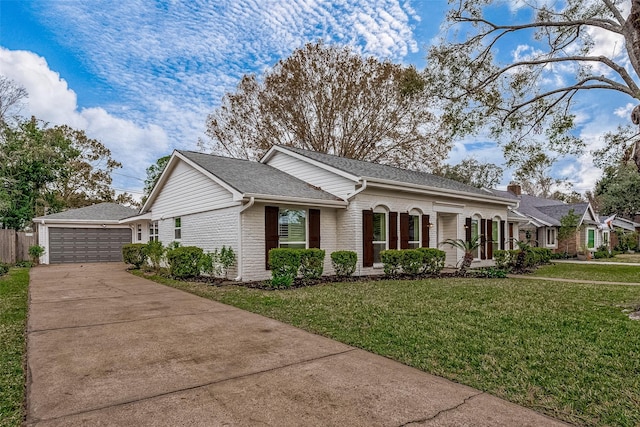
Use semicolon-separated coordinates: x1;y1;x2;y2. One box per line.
0;229;38;264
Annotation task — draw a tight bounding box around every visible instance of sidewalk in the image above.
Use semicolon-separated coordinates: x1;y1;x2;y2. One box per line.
26;263;568;426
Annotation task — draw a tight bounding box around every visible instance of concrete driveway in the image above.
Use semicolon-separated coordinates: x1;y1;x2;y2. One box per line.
26;263;567;426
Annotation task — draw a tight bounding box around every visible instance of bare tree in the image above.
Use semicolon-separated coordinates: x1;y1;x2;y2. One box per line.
202;42;450;171
427;0;640;174
0;76;28;126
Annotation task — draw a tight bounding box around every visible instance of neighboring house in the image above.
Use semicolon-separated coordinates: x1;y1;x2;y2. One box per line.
493;185;602;255
115;146;519;281
602;215;640;251
34;203;138;264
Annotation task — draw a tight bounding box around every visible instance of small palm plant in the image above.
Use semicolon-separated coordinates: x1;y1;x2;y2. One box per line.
439;236;481;274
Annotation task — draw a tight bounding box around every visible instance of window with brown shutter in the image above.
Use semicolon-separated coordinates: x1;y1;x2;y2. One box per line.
363;210;374;267
422;215;430;248
486;220;493;259
400;213;409;249
265;206;279;270
309;209;320;248
465;217;472;242
389;212;398;250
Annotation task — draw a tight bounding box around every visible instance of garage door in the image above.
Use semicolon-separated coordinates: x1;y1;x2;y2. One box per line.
49;228;132;263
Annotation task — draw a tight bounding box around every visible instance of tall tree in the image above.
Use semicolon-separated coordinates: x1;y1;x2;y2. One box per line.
595;162;640;217
435;158;503;188
203;42;449;171
427;0;640;176
142;155;170;203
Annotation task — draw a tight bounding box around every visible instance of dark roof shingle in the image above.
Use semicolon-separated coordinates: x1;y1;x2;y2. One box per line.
178;150;340;201
35;203;138;221
278;146;495;197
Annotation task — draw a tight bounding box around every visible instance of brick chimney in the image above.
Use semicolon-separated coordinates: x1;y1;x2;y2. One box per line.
507;184;522;196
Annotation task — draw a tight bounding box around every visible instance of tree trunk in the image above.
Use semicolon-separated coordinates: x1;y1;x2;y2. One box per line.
624;0;640;87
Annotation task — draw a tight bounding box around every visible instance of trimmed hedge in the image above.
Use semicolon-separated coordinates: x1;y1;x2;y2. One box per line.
299;249;325;282
417;248;446;275
330;251;357;277
269;248;302;288
166;246;203;278
122;243;148;269
381;248;447;276
494;247;552;272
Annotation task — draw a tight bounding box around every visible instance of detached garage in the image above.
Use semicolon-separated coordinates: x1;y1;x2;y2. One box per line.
34;203;138;264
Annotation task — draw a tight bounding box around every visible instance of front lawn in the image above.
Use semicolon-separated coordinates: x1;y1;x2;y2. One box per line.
594;253;640;264
533;262;640;283
136;271;640;426
0;268;29;427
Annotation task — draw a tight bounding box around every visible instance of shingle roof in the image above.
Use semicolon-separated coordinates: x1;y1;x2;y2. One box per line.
177;150;340;201
491;190;589;226
278;146;496;197
35;203;138;221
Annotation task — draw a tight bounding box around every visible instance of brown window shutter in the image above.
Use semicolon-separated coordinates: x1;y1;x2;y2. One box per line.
363;210;374;267
465;217;472;242
422;215;430;248
508;223;514;249
389;212;398;250
400;213;409;249
500;220;506;250
480;219;487;260
309;209;321;248
486;220;493;259
265;206;279;270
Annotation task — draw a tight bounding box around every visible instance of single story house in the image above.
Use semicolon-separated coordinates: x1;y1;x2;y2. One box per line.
116;146;520;281
34;203;138;264
493;185;602;255
601;215;640;251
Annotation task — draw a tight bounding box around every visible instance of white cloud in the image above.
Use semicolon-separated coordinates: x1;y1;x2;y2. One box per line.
614;103;635;118
0;48;169;196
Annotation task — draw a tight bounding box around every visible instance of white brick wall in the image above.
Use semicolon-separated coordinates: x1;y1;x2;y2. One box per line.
158;206;241;278
240;202;341;281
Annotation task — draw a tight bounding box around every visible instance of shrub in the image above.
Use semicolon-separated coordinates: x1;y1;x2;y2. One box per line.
594;250;610;259
0;263;8;276
14;261;32;268
28;245;45;264
493;250;511;270
400;249;423;276
269;248;301;288
146;240;165;271
219;246;236;279
299;248;325;282
380;249;403;276
417;248;446;275
331;251;357;277
531;247;552;264
198;251;221;277
166;246;203;278
122;243;148;269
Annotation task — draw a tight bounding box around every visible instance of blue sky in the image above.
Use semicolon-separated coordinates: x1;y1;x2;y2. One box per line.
0;0;634;198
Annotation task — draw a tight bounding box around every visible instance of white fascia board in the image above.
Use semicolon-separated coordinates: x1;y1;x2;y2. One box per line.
245;193;348;208
261;146;360;182
37;219;125;225
119;213;152;224
363;178;518;207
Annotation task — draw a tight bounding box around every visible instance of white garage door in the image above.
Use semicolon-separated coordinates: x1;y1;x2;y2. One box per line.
49;227;132;263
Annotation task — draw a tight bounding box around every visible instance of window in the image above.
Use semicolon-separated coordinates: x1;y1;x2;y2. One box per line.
587;229;595;249
137;224;142;241
174;217;182;240
279;209;306;249
408;214;420;249
603;231;610;246
470;218;480;258
149;221;158;242
492;220;500;254
546;228;556;246
373;212;386;263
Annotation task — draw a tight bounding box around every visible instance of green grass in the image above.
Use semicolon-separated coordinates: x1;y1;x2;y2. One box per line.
135;271;640;426
0;268;29;427
594;253;640;264
533;263;640;283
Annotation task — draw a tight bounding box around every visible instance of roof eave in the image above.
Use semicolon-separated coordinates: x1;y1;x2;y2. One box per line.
362;178;518;206
119;212;152;224
244;193;348;208
35;219;126;225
